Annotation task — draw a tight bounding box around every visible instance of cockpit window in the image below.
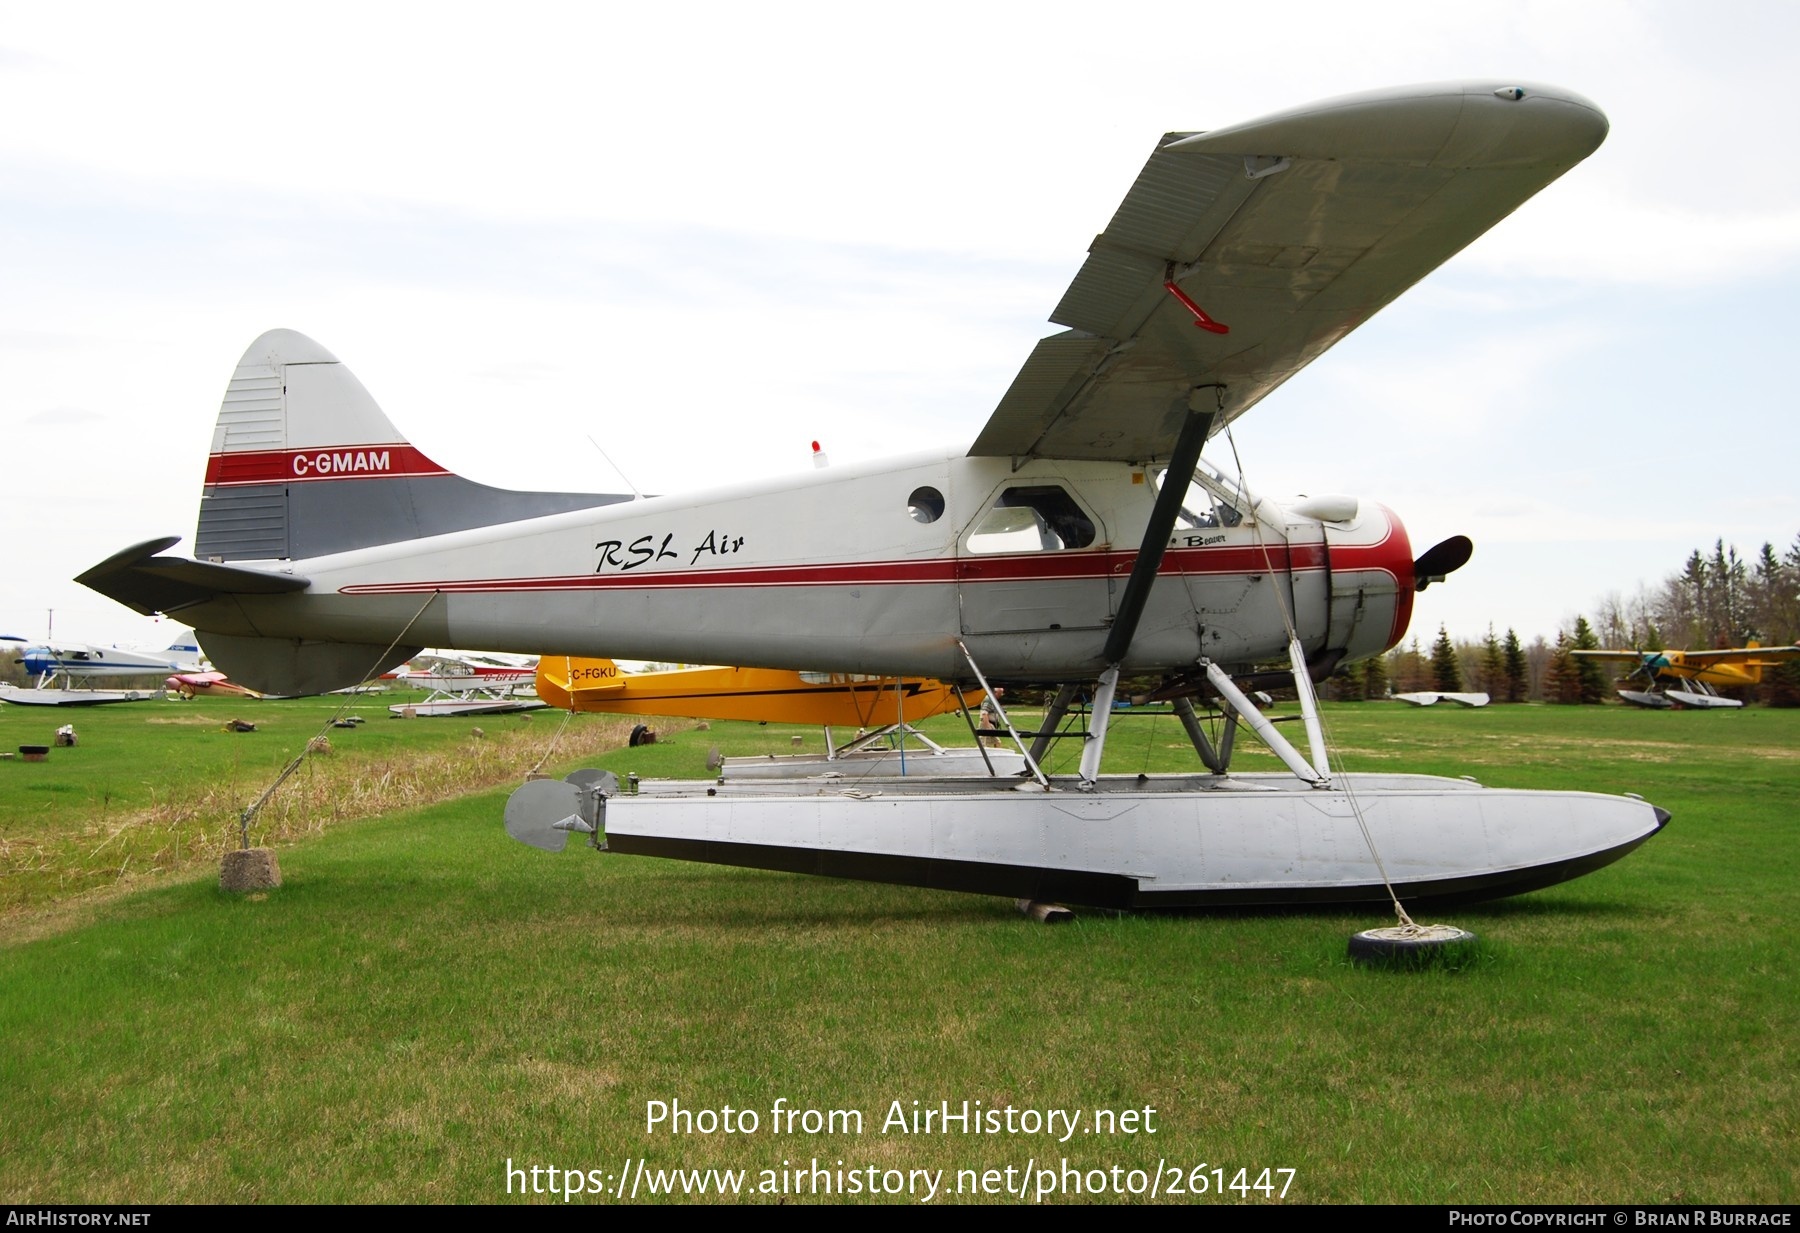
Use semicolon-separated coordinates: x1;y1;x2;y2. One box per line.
1155;463;1245;530
965;485;1096;554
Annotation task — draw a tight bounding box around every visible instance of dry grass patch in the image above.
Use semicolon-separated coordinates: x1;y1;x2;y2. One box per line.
0;710;641;929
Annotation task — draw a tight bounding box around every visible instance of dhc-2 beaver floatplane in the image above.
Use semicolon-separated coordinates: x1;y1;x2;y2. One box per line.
1;631;201;706
77;81;1668;909
1571;643;1800;710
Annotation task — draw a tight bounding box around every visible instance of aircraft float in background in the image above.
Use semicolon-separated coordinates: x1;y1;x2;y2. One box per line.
535;656;1019;778
1392;692;1490;708
392;651;544;716
1;630;202;706
77;81;1669;909
1571;643;1800;710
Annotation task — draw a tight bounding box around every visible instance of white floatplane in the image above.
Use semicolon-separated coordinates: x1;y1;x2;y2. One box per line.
391;652;546;717
77;82;1666;909
0;630;200;706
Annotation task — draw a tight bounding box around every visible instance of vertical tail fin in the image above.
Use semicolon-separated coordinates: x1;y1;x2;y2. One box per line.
163;628;202;670
535;656;625;710
196;329;630;562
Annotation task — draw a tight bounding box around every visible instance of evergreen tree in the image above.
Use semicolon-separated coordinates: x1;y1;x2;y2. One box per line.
1430;624;1464;691
1571;615;1609;704
1501;628;1528;703
1710;540;1749;643
1480;625;1504;696
1546;631;1579;704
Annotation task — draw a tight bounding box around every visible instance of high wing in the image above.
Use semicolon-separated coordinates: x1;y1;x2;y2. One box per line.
1670;646;1800;666
1571;647;1800;666
970;82;1607;463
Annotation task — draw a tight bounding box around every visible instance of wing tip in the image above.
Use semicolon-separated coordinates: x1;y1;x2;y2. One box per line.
1168;80;1607;169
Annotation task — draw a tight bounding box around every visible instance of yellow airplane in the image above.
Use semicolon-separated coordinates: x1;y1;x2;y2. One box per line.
1571;643;1800;709
535;657;981;727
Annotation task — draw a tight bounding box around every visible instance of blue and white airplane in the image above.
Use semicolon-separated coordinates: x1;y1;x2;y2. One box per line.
3;631;202;705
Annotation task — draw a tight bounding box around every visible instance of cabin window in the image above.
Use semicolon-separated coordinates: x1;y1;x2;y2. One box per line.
907;486;945;524
965;485;1096;554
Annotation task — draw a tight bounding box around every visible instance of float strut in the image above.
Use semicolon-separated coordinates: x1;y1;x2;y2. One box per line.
1030;683;1082;766
1202;660;1328;787
1287;636;1332;781
1173;696;1226;774
955;641;1050;788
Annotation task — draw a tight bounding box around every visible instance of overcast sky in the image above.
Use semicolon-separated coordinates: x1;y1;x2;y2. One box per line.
4;1;1797;655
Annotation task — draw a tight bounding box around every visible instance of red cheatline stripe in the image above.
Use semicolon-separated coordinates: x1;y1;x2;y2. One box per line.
336;539;1411;596
204;444;451;486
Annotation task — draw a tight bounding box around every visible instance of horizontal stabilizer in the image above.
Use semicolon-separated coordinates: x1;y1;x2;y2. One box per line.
75;538;309;617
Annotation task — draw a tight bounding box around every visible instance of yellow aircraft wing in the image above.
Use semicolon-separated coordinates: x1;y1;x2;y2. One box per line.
536;657;980;727
1572;646;1800;666
1673;646;1800;666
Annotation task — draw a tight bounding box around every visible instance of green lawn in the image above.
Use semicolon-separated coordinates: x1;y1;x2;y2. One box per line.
0;700;1794;1203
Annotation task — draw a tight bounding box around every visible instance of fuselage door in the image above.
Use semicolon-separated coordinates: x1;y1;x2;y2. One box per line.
955;480;1110;635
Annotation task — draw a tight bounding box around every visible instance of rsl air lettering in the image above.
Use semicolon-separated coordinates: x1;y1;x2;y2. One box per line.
589;530;749;574
593;533;680;573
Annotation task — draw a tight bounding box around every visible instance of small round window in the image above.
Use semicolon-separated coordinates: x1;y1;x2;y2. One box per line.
907;486;945;524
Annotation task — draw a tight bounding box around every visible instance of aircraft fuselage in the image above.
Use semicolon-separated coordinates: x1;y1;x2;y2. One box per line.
183;451;1415;685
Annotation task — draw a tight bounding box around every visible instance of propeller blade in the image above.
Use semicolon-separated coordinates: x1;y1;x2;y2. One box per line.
1413;535;1473;591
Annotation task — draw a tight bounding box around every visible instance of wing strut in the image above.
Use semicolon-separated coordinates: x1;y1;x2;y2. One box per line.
1103;394;1219;667
1077;392;1218;785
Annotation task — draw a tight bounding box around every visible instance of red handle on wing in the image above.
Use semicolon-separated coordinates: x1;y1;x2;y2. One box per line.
1163;280;1230;335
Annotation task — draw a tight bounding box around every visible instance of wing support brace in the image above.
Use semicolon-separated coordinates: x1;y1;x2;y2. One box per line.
1076;396;1218;785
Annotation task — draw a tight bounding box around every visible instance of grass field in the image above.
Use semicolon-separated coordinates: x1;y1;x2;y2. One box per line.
0;697;1794;1203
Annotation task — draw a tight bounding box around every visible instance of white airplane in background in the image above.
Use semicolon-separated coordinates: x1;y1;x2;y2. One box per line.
1;630;202;705
392;650;546;716
77;82;1668;909
5;631;201;680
